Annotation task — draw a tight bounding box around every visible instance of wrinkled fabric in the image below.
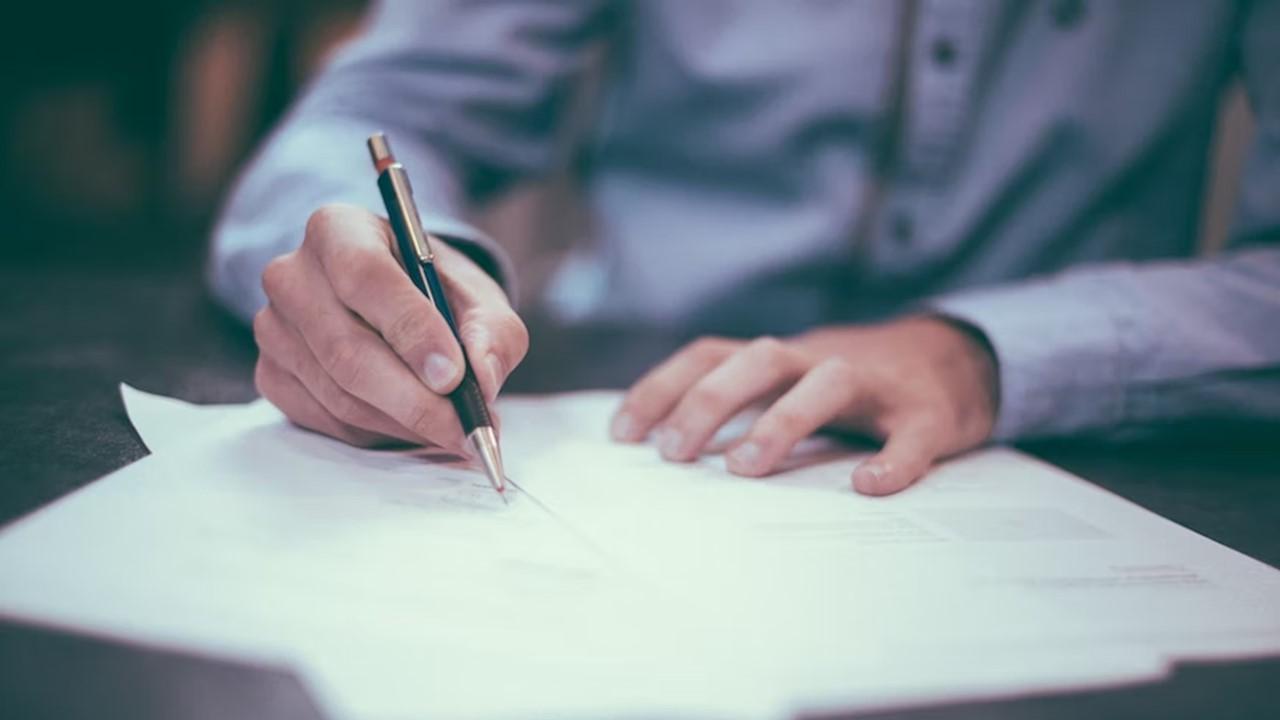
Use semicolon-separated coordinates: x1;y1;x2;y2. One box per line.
211;0;1280;440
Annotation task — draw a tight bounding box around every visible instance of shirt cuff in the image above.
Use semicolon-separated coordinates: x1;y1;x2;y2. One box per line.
926;275;1139;441
208;118;518;321
428;221;518;306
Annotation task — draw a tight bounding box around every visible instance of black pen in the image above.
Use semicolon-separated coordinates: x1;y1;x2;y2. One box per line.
367;132;507;500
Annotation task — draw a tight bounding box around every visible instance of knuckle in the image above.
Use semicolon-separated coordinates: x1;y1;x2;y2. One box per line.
304;204;349;246
324;389;365;426
251;310;288;361
324;337;370;390
327;245;380;303
745;336;794;372
686;383;732;413
747;335;785;357
493;312;530;359
251;309;271;347
817;357;858;386
260;255;294;300
406;398;457;444
253;360;274;398
764;407;808;436
406;401;436;436
688;336;731;362
382;306;430;352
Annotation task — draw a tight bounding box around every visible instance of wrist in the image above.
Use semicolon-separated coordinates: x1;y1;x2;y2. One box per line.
921;314;1001;441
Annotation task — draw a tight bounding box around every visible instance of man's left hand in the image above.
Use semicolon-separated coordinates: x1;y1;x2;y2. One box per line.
610;316;1000;495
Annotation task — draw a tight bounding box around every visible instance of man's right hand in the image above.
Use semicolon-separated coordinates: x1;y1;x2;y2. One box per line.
252;203;528;450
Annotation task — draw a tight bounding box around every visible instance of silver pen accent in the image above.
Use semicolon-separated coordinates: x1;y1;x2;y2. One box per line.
469;426;508;500
368;132;508;500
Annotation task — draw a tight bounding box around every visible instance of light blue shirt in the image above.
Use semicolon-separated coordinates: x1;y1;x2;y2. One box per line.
211;0;1280;441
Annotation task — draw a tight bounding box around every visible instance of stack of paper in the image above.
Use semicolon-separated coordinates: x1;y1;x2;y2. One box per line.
0;387;1277;719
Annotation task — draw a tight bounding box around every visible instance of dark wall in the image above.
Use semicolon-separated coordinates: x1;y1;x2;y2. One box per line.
0;0;366;269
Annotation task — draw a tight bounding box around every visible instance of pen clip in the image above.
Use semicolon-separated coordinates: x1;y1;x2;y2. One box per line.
384;166;435;264
369;133;434;264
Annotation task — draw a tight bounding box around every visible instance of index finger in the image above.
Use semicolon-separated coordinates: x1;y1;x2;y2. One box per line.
307;206;466;396
611;337;738;443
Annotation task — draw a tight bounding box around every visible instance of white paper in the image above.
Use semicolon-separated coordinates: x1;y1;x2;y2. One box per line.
1;386;1278;720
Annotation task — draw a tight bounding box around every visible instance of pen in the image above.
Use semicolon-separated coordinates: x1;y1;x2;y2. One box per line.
367;132;508;500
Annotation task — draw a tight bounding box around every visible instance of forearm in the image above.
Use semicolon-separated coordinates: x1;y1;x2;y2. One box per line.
208;0;607;322
931;246;1280;441
208;117;505;323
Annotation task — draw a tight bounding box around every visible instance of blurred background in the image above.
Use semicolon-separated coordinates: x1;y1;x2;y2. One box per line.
0;0;1258;303
1;0;366;270
0;0;590;504
3;7;1280;718
0;0;590;303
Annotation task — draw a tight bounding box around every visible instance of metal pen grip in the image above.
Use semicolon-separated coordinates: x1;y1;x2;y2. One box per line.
421;261;494;432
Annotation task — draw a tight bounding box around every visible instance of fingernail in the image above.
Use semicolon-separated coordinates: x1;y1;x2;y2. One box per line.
423;353;458;393
656;428;685;460
611;412;637;442
852;461;888;494
728;441;763;474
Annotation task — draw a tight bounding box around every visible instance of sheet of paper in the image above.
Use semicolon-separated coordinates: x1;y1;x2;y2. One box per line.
0;387;1277;719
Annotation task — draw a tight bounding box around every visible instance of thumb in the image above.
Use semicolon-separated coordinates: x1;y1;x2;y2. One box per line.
851;417;944;496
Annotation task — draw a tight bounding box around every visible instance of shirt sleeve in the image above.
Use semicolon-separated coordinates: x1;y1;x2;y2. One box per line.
208;0;609;322
929;0;1280;441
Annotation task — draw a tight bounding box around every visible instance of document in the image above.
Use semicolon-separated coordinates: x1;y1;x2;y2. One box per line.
0;387;1277;719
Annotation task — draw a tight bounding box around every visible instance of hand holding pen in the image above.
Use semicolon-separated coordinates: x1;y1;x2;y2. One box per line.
368;133;509;495
251;142;528;490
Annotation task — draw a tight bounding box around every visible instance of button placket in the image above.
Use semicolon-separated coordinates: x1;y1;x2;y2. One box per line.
1050;0;1087;29
891;210;915;246
900;0;1002;185
930;36;958;68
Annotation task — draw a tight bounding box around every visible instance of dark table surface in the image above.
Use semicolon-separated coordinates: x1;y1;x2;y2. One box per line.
2;258;1279;720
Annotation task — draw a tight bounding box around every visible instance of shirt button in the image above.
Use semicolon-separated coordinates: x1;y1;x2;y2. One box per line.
890;211;914;245
1050;0;1086;29
930;37;958;68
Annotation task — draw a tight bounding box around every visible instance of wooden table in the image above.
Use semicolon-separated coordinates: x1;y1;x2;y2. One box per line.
2;259;1277;720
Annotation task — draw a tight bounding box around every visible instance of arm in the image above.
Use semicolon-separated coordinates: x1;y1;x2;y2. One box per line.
931;249;1280;441
209;0;610;322
215;0;608;452
932;0;1280;441
610;1;1280;495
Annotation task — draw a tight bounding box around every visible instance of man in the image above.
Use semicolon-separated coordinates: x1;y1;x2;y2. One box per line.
211;1;1280;495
